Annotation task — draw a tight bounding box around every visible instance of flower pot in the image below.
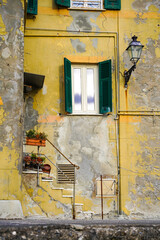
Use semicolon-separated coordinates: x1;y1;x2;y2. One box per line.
41;164;51;174
26;138;46;147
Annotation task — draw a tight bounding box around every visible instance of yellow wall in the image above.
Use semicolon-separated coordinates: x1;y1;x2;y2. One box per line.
23;0;160;219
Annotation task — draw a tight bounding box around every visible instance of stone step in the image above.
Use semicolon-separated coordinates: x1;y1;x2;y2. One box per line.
76;211;94;220
75;203;83;213
62;195;73;198
62;188;73;195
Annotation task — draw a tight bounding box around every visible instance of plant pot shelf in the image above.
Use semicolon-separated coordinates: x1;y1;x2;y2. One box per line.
26;138;46;147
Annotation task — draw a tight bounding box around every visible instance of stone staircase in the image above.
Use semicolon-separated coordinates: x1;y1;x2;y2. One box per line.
22;170;93;219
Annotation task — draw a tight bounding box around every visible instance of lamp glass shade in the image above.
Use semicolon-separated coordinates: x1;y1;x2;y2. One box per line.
128;45;143;64
126;36;144;64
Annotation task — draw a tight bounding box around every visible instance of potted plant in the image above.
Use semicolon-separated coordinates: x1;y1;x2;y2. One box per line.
24;154;31;165
24;153;46;169
37;156;45;164
26;129;47;147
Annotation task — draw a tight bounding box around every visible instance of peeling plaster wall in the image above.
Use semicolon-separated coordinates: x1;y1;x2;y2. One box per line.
24;0;118;218
23;0;160;219
119;0;160;218
0;0;24;203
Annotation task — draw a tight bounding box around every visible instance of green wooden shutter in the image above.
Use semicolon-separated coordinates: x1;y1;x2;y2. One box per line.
99;60;112;114
64;58;72;113
55;0;70;8
27;0;38;15
104;0;121;10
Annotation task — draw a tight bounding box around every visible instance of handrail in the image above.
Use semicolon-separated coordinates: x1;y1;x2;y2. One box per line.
42;153;74;184
41;152;76;219
46;138;80;170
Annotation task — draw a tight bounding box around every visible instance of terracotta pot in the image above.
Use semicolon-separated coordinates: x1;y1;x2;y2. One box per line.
26;138;46;147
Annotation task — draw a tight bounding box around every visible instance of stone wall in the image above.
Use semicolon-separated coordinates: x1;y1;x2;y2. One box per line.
0;221;160;239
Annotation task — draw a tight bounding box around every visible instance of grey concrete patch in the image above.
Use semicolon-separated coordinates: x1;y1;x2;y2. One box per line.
0;200;23;219
92;38;98;48
70;39;86;53
132;0;160;12
68;12;100;32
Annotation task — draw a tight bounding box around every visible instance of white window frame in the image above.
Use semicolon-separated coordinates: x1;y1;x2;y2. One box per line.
71;64;99;114
71;0;103;9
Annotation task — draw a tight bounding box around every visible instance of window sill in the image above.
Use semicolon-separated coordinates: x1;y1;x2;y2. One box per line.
68;7;106;11
60;113;111;116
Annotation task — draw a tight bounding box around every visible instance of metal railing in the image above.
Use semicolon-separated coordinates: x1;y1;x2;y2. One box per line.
45;139;79;219
23;138;79;219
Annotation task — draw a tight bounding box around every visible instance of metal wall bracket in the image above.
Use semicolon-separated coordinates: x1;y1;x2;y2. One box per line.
124;63;136;88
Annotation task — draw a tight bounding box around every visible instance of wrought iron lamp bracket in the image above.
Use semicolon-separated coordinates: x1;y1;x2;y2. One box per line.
124;63;136;88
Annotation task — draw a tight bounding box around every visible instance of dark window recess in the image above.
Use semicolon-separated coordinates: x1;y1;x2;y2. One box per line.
104;0;121;10
27;0;38;15
24;72;45;93
55;0;70;8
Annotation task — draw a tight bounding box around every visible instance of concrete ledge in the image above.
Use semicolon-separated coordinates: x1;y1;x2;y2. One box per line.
0;200;23;219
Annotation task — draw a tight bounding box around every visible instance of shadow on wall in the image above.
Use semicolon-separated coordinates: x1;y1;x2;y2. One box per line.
24;96;39;131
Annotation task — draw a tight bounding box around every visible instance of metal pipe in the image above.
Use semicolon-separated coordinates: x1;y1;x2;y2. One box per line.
101;175;103;220
46;138;79;169
118;113;160;116
119;110;160;112
44;153;75;184
115;11;120;216
73;167;76;219
24;34;115;38
25;26;118;34
37;146;40;186
37;164;39;186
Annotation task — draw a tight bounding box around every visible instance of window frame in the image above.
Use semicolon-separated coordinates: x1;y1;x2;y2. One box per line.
71;64;99;115
70;0;103;10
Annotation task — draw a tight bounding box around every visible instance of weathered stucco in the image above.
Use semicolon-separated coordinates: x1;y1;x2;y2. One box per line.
0;0;160;219
22;0;160;219
0;0;24;207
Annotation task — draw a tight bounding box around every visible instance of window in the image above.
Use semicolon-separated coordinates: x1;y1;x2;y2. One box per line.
71;0;102;9
72;65;99;114
55;0;121;10
64;58;112;115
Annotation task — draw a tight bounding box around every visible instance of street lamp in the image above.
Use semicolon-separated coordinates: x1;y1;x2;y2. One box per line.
124;35;144;88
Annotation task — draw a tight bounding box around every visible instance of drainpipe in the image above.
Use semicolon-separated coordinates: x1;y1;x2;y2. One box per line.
116;12;120;216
